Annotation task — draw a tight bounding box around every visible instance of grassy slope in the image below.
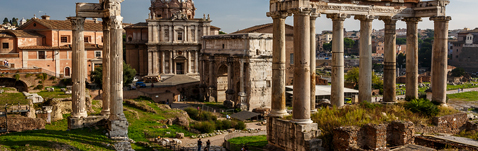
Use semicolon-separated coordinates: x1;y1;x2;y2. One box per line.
38;87;72;99
228;135;268;148
0;93;29;105
448;91;478;101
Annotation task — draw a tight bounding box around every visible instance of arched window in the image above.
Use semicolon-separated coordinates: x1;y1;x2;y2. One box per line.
64;67;71;77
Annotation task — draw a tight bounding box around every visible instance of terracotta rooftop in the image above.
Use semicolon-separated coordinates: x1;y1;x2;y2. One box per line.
0;30;44;38
18;18;103;31
232;23;293;34
210;26;220;30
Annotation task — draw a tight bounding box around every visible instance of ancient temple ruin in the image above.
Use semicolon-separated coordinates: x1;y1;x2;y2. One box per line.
266;0;451;150
68;0;132;150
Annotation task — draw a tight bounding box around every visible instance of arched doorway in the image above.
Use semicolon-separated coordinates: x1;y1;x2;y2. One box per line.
64;67;71;77
0;78;28;92
175;56;187;74
216;64;228;102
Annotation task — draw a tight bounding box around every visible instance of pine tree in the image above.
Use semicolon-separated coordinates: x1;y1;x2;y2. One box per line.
11;17;18;26
2;18;8;25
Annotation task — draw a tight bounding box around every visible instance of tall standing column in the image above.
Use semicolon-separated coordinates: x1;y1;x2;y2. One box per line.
148;50;153;75
109;15;129;138
208;56;215;102
153;50;159;75
226;57;234;101
172;51;176;74
327;14;348;107
355;15;374;102
268;12;289;117
381;17;398;102
430;16;451;105
188;51;192;74
169;51;173;74
310;13;318;113
161;51;165;74
404;17;421;100
238;59;246;110
101;17;111;116
292;9;312;124
69;17;87;118
195;51;199;73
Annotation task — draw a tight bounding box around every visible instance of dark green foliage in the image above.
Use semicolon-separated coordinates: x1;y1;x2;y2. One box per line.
90;67;103;88
234;121;246;130
90;62;137;88
360;101;383;109
49;76;56;80
13;74;20;81
62;78;72;85
34;85;44;90
2;18;8;25
184;107;217;121
451;67;466;77
396;53;406;68
24;73;32;78
344;38;355;49
219;31;227;34
404;98;439;117
134;96;153;101
396;38;407;45
193;121;216;133
323;43;332;51
10;17;17;26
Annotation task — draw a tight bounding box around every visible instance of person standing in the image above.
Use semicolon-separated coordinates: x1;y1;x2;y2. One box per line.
206;139;211;150
197;139;203;151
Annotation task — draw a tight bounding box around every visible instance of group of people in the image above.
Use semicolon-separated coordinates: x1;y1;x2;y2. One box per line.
197;139;211;151
3;60;8;67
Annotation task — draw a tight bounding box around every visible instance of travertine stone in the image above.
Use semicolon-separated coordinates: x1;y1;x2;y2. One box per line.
208;56;216;102
101;17;111;116
310;13;318;113
381;17;398;103
404;17;421;100
355;15;374;103
269;12;289;117
108;15;129;138
327;14;348;108
169;51;173;74
161;51;165;74
195;51;199;73
430;16;451;105
292;9;312;124
69;17;88;118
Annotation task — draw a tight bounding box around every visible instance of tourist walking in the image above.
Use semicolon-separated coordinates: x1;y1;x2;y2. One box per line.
206;139;211;151
197;139;203;151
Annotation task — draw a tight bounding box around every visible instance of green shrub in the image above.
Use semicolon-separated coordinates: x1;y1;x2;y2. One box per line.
215;120;224;130
360;101;383;109
34;85;44;90
13;74;20;81
62;78;73;85
185;107;217;121
222;120;232;129
234;121;246;130
25;73;32;78
49;76;57;80
38;80;43;84
193;121;216;133
404;98;439;117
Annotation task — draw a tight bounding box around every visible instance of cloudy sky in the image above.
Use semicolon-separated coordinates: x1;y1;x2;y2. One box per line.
0;0;476;33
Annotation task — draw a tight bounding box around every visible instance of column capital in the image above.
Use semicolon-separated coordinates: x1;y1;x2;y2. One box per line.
402;17;422;23
267;11;290;19
68;17;85;31
354;15;376;22
289;8;311;16
110;16;123;30
310;12;320;20
102;17;111;31
429;16;452;22
327;14;350;21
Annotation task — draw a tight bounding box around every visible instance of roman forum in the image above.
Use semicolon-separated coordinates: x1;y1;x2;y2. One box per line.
266;0;450;150
68;0;132;150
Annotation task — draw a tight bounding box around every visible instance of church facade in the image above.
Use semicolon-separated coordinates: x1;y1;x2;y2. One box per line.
125;0;220;77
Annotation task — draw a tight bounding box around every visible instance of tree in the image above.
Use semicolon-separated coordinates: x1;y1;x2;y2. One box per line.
323;42;332;51
219;31;227;34
90;62;137;88
451;67;466;77
426;29;434;38
10;17;17;26
2;18;8;25
346;67;383;93
344;38;355;49
418;38;433;68
396;53;406;68
396;38;407;45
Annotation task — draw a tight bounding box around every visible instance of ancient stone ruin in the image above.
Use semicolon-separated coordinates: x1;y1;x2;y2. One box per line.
266;0;451;150
67;0;132;150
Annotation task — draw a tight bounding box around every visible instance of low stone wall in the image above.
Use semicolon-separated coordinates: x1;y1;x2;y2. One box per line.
415;113;468;134
266;117;322;151
415;136;478;151
68;115;108;129
0;117;45;132
466;120;478;131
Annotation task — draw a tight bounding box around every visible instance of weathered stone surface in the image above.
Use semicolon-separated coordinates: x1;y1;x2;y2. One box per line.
4;117;45;132
388;121;415;146
68;116;107;129
223;100;235;109
466;120;478;131
431;113;467;134
267;117;321;151
174;116;189;129
176;133;184;139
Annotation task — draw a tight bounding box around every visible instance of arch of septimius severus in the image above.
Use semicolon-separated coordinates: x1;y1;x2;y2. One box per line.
67;0;133;150
266;0;450;150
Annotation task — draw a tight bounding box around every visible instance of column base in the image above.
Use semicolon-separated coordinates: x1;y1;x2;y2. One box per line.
292;118;313;124
70;112;88;119
101;110;110;116
269;109;289;117
108;119;129;139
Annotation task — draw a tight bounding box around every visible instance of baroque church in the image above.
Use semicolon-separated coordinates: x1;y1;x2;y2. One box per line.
125;0;220;78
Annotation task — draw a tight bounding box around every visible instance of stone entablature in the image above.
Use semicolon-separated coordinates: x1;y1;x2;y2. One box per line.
200;33;273;111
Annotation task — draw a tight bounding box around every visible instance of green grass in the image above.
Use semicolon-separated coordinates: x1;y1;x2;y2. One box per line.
0;93;29;105
448;91;478;101
447;82;478;90
0;87;16;91
0;114;113;151
37;88;72;99
228;135;268;148
457;130;478;140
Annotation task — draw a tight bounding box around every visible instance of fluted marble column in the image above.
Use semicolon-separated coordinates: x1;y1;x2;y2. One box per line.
188;51;192;74
69;17;87;118
404;17;421;100
292;9;312;124
431;16;451;105
161;51;165;74
101;17;111;116
381;17;398;102
310;13;318;113
195;51;199;73
208;56;215;102
327;14;348;107
355;15;374;102
269;12;289;117
109;15;129;138
169;51;173;74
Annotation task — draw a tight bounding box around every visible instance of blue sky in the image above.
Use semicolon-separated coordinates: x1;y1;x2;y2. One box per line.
0;0;476;33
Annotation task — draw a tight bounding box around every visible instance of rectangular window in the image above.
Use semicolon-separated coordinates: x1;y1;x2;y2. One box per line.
178;32;183;41
290;53;294;64
61;36;68;43
84;36;91;43
2;43;9;49
95;51;102;58
38;51;46;59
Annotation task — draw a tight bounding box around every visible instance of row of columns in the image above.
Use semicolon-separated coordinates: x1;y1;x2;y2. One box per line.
268;10;451;123
147;50;199;75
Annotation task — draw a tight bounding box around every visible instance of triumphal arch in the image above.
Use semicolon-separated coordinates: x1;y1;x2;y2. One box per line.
266;0;450;150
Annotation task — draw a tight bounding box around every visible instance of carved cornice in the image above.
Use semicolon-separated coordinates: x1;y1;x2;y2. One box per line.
289;7;311;16
68;17;86;31
379;16;399;25
402;17;422;23
429;16;452;22
267;11;290;19
326;14;350;21
354;15;376;22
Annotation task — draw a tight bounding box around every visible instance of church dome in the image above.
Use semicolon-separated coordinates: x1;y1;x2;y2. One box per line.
150;0;196;20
